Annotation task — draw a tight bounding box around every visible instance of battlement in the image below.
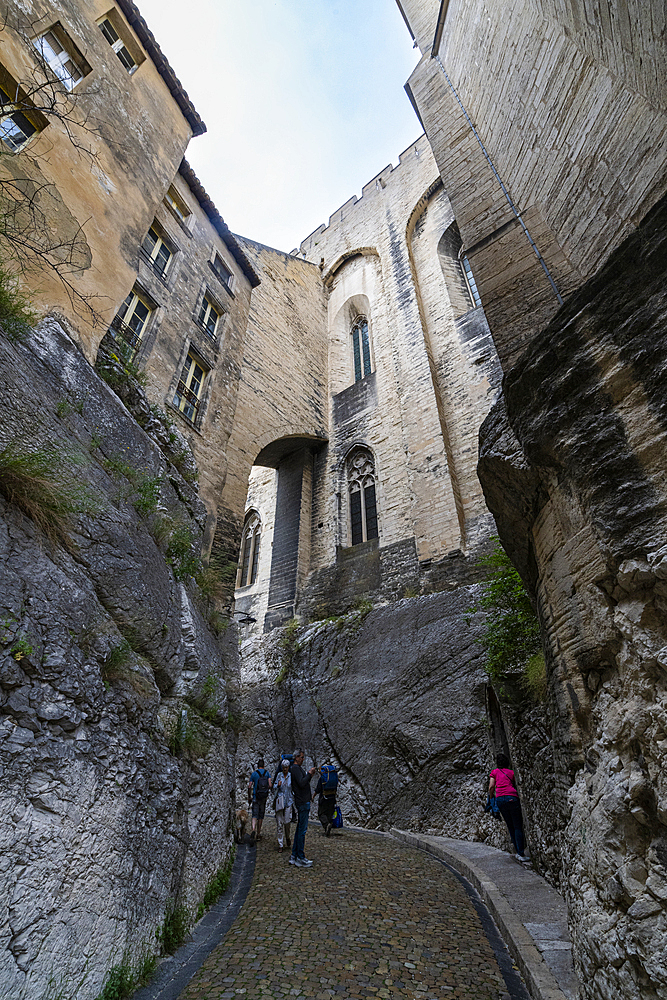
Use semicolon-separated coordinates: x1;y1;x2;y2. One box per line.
297;133;430;256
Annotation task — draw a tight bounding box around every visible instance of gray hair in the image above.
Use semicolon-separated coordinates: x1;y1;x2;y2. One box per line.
294;748;304;757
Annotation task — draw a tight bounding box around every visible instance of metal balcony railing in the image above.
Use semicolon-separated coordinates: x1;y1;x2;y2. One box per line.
109;314;142;351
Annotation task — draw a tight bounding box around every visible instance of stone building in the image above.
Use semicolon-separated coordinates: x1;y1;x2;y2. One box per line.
1;1;666;999
233;135;500;632
0;0;207;359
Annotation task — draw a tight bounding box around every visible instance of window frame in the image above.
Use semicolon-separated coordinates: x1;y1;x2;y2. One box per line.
197;291;222;342
173;350;208;425
97;11;145;75
460;251;482;309
236;512;262;589
34;25;90;92
210;252;233;292
351;315;373;383
164;185;192;226
110;287;154;353
346;447;379;547
141;224;174;279
0;70;47;152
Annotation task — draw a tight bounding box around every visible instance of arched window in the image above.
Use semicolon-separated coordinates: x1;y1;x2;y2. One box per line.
351;315;372;382
346;447;379;546
438;221;481;316
236;511;261;588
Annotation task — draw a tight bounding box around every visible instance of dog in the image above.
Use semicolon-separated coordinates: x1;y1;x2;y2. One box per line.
234;807;249;844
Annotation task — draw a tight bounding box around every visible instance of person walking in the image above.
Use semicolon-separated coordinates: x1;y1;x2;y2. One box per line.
248;757;272;843
289;748;317;868
489;752;529;862
273;758;293;852
313;765;338;836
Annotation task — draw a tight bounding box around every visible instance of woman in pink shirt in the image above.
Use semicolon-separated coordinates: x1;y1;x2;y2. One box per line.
489;752;529;863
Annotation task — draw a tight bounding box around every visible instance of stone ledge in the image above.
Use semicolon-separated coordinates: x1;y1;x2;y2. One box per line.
390;829;570;1000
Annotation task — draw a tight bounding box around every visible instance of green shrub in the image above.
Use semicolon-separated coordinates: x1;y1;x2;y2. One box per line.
0;269;35;343
10;634;32;661
133;475;162;518
197;848;236;919
160;901;189;954
167;526;201;581
0;444;98;547
524;652;547;701
95;964;134;1000
467;539;543;700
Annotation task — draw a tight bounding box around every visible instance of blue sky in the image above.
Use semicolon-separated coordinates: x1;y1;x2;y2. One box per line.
136;0;421;251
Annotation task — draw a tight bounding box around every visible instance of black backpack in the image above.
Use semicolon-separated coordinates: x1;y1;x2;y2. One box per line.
255;769;270;800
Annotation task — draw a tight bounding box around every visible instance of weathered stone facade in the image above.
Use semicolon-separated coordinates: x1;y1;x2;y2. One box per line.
235;138;500;629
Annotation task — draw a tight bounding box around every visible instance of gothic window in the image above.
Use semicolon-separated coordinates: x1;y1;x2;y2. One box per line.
351;316;372;382
346;447;379;546
438;222;481;316
237;512;261;588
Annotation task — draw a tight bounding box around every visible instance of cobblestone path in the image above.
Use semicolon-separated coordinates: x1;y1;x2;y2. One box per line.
178;829;518;1000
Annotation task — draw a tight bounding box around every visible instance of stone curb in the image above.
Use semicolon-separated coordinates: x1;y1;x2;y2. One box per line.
390;829;568;1000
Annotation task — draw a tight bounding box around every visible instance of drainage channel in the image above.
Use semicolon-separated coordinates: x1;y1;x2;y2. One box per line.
133;842;256;1000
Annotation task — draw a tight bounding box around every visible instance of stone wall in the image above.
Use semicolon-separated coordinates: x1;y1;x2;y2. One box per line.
404;0;667;370
0;320;237;1000
236;590;510;849
478;195;667;1000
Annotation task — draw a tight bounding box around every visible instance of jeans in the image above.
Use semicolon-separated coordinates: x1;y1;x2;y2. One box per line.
292;802;310;860
496;795;525;855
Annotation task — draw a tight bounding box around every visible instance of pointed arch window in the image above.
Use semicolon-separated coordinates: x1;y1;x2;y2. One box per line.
236;511;261;588
346;447;379;546
351;316;372;382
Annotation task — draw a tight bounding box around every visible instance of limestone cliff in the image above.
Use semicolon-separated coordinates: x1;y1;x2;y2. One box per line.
236;591;509;847
0;321;237;1000
478;195;667;999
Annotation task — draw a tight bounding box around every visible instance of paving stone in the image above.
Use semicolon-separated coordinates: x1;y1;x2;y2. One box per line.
179;831;515;999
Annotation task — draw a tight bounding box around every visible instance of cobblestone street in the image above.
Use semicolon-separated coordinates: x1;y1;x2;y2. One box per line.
178;829;520;1000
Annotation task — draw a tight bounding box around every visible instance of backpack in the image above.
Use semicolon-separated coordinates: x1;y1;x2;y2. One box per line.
255;769;270;800
320;764;338;798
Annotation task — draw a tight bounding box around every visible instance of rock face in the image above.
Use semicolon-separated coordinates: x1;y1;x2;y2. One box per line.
0;321;237;1000
478;195;667;999
236;591;509;847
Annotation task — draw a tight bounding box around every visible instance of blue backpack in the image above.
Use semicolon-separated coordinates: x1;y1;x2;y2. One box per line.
320;765;338;797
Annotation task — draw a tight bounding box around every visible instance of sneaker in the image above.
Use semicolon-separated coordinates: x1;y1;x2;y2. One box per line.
288;856;297;865
325;823;332;837
515;854;530;863
295;858;313;868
